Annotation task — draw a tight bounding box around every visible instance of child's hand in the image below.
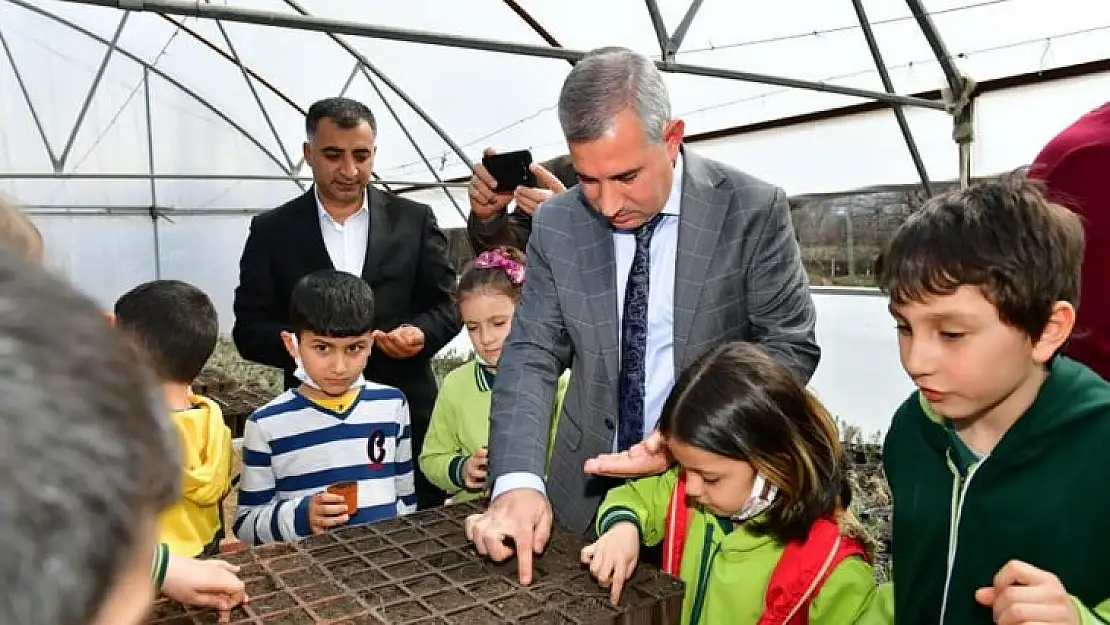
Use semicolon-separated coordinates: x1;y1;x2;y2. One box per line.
580;521;640;606
464;447;489;490
975;560;1078;625
309;491;350;534
162;554;248;612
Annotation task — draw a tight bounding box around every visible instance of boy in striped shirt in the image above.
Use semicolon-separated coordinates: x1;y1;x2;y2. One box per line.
235;269;416;545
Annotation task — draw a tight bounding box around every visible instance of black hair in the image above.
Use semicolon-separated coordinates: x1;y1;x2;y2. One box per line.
0;246;178;625
289;269;375;337
306;97;377;139
113;279;219;384
659;341;850;544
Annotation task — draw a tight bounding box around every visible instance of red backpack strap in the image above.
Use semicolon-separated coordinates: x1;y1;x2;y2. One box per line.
661;471;692;577
757;517;869;625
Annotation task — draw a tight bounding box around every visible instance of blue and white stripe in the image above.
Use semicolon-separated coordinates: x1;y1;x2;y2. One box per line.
234;383;416;545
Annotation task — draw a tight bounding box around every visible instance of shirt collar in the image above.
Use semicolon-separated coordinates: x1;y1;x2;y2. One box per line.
314;186;368;225
660;151;685;217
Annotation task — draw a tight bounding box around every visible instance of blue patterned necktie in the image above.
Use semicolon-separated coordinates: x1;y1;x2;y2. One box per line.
617;213;664;452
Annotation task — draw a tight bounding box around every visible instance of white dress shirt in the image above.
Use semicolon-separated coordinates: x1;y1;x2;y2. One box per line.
491;154;685;499
611;152;683;449
316;189;369;276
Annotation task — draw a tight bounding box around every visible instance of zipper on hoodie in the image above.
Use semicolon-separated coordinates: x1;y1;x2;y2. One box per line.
688;521;719;625
937;451;985;625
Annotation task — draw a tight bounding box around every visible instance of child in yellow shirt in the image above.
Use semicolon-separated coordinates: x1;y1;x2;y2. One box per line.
114;280;233;557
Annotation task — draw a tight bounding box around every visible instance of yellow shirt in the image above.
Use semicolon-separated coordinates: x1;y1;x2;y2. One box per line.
157;393;233;556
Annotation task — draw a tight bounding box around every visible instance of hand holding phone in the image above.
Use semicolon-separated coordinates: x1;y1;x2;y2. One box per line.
482;149;538;192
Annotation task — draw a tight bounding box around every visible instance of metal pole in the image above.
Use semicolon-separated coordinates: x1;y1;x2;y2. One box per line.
59;12;128;169
8;0;297;180
904;0;962;95
850;0;932;197
501;0;566;52
54;0;947;110
214;20;296;172
358;66;467;221
0;172;470;186
281;0;479;177
668;0;705;56
644;0;671;59
143;68;162;280
0;27;59;164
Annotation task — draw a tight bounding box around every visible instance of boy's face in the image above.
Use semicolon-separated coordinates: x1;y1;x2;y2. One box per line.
284;330;373;396
890;285;1073;422
91;516;157;625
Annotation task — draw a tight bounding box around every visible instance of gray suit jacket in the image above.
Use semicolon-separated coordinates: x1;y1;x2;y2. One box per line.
487;151;819;534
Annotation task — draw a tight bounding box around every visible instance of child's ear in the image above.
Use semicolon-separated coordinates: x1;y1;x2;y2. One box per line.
103;311;116;327
1032;301;1076;364
281;330;298;360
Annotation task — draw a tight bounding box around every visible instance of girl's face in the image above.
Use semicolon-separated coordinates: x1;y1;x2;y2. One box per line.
461;290;516;367
668;437;756;517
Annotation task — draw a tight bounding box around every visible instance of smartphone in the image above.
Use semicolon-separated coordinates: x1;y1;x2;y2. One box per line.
482;149;538;192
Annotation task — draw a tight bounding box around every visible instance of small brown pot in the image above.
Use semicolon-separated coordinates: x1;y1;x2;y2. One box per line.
327;481;358;515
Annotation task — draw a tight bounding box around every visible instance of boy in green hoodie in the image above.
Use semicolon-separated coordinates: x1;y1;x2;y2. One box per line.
873;175;1110;624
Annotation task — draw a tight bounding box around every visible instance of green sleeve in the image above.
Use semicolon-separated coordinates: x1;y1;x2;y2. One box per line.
417;389;468;494
1075;595;1110;624
809;556;882;624
151;542;170;591
849;581;894;625
545;372;571;471
595;467;680;547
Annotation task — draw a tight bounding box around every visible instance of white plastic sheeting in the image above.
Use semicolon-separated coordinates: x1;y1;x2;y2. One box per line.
1;0;1107;428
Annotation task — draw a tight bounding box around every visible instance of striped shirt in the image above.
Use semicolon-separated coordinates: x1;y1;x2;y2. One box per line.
234;383;416;544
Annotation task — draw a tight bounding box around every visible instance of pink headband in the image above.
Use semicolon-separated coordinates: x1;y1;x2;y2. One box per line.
474;250;525;285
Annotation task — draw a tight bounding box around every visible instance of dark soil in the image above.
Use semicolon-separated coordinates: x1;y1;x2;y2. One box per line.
277;566;324;589
403;574;450;597
491;593;543;618
297;581;343;604
443;605;500;623
341;567;389;590
358;583;409;607
376;600;429;622
311;597;364;620
250;591;299;616
423;589;468;612
147;501;685;624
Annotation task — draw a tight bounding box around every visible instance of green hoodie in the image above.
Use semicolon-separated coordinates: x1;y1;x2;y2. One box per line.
419;361;568;502
598;468;877;625
882;356;1110;624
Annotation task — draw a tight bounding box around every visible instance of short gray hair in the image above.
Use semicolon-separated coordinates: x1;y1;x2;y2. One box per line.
557;47;672;144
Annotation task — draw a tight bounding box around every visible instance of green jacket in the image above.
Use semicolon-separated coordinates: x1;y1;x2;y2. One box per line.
419;360;568;501
598;468;877;625
882;356;1110;624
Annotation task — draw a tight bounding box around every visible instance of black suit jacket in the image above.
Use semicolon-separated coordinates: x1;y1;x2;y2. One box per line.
231;186;461;422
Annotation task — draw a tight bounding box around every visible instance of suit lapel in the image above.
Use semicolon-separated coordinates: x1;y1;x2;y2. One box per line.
296;188;334;271
573;193;621;383
673;152;728;367
361;186;390;281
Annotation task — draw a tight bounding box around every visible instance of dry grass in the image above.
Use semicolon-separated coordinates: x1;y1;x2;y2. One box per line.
202;338;283;395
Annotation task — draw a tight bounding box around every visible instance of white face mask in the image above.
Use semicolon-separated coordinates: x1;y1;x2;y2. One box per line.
731;473;779;522
289;334;366;392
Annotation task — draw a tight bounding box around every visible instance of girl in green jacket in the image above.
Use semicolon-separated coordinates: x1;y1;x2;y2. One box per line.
419;247;567;503
585;342;878;624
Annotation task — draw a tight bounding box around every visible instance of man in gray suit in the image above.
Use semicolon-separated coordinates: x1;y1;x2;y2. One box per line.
464;47;819;584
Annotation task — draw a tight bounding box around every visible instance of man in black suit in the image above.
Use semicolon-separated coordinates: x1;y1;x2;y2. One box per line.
232;97;461;510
